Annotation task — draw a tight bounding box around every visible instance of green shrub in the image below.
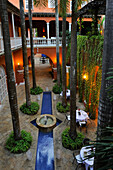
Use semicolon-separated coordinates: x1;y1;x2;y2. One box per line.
20;102;39;115
56;102;70;113
53;79;57;83
62;128;85;150
52;84;62;94
30;86;43;95
5;130;32;153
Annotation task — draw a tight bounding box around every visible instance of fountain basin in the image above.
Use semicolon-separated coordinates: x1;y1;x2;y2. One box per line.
36;114;56;132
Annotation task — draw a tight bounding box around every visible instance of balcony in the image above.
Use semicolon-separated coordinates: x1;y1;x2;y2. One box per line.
0;37;64;55
0;37;22;55
26;37;63;48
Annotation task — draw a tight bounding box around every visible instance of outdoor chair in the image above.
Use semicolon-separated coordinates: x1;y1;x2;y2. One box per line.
79;121;87;133
87;112;93;124
72;153;84;170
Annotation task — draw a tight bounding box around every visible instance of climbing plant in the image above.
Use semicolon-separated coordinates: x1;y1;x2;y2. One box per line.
67;35;104;119
78;35;103;119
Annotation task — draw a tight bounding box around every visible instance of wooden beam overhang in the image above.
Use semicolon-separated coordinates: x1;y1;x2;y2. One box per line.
7;1;20;16
77;0;106;17
25;12;71;18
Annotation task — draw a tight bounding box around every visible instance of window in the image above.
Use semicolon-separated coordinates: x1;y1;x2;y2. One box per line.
25;0;33;10
48;0;55;8
70;1;72;11
0;66;7;104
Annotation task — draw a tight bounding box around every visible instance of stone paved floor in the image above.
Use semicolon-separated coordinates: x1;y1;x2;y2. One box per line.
0;59;97;170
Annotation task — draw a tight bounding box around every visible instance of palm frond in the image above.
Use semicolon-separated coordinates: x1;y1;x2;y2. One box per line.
86;127;113;169
33;0;47;7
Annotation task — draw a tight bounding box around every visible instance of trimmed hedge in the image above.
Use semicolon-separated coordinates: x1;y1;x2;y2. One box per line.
62;128;85;150
52;84;62;94
20;102;39;115
56;102;70;113
5;130;32;153
30;86;43;95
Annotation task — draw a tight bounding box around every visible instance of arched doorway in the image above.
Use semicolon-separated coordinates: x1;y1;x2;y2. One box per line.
0;66;7;104
34;53;50;65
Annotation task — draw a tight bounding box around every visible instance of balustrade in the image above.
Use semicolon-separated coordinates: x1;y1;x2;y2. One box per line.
0;37;22;54
10;37;22;49
26;37;63;47
0;36;64;54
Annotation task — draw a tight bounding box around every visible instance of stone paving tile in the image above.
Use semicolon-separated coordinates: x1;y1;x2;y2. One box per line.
0;61;97;170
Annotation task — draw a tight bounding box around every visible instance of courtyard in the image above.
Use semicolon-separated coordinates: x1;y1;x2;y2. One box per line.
0;60;97;170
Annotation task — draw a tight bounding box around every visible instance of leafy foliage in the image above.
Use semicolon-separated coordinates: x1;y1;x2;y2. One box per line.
77;18;84;30
20;102;39;115
33;0;47;7
59;0;69;17
56;102;70;113
53;79;57;83
66;35;104;118
30;86;43;95
87;127;113;170
52;83;62;94
62;128;84;150
5;130;32;153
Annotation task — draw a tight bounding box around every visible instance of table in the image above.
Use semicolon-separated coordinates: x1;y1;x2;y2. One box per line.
66;110;89;123
76;109;89;122
60;89;70;99
80;146;94;170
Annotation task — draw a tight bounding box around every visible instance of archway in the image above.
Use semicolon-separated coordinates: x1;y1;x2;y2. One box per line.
0;66;7;104
34;53;51;65
34;53;55;79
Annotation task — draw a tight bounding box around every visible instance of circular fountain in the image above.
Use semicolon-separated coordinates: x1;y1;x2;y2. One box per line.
36;114;56;132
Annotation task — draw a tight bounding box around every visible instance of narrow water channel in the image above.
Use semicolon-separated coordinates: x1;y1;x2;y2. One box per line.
34;92;61;170
35;131;54;170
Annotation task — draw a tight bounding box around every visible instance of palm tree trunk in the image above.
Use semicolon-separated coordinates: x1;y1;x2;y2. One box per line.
0;0;21;140
62;0;67;107
97;0;113;138
55;0;60;86
69;0;77;139
28;0;36;89
95;0;113;168
20;0;31;106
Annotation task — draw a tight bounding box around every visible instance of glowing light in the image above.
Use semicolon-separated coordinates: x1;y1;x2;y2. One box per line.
43;36;45;38
100;30;102;34
17;63;20;66
83;74;86;79
29;64;32;68
83;74;88;80
43;27;45;33
52;57;57;64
